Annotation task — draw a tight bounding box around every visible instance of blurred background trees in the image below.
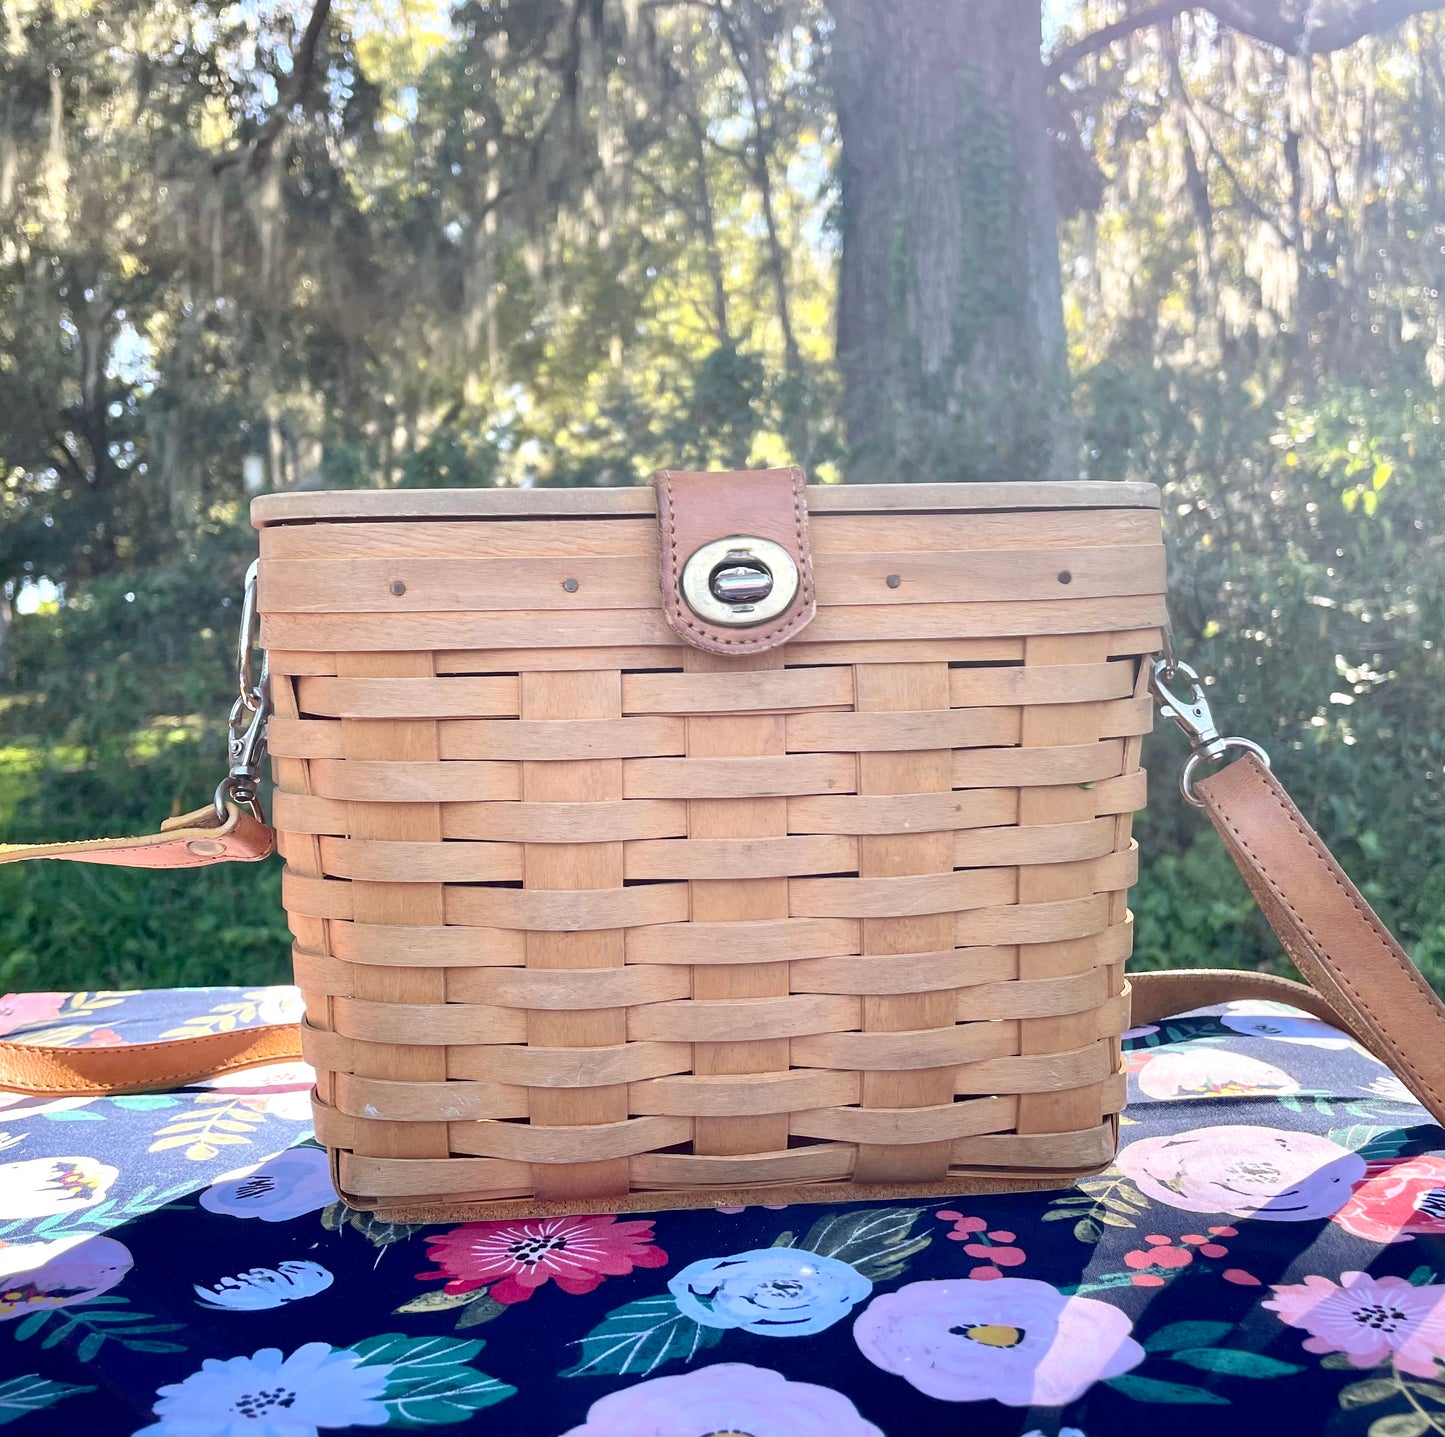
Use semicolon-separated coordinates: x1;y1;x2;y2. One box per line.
1;0;1443;991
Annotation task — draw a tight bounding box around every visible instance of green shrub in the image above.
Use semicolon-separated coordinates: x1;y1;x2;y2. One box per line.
0;528;291;991
1090;370;1445;993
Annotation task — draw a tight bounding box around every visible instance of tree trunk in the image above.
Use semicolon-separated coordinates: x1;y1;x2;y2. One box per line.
829;0;1076;482
687;114;732;345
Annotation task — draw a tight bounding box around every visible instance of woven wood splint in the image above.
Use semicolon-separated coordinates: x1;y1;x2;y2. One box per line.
252;472;1165;1219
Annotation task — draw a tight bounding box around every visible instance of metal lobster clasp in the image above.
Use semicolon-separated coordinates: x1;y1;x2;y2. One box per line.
216;563;271;822
1149;657;1271;807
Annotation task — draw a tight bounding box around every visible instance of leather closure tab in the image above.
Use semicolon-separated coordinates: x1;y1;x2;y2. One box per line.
653;467;817;655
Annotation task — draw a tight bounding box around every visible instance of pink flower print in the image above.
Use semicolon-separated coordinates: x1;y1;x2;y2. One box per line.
1264;1271;1445;1377
1135;1049;1300;1101
0;1235;132;1321
855;1277;1144;1405
77;1028;123;1047
418;1214;667;1304
1116;1125;1364;1220
0;993;68;1037
1332;1157;1445;1245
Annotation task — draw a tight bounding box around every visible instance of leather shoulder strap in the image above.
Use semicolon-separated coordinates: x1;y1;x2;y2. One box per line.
0;805;282;1095
0;1023;303;1096
0;803;274;869
1129;968;1368;1035
1174;753;1445;1128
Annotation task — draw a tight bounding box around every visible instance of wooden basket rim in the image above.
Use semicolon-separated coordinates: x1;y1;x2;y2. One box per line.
252;481;1161;527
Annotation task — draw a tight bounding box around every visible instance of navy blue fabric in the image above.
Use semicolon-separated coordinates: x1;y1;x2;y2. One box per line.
0;986;1443;1436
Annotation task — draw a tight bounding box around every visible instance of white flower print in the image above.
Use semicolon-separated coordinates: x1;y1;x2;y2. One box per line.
668;1249;872;1337
199;1061;315;1115
1134;1048;1300;1101
134;1343;389;1436
256;989;306;1027
195;1263;334;1311
1216;1002;1358;1050
0;1156;116;1219
1365;1073;1421;1106
199;1148;334;1223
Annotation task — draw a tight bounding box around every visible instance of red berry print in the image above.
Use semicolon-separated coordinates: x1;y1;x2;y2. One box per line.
938;1212;1026;1278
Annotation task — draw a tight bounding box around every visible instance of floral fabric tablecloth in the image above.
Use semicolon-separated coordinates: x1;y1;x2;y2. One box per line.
0;986;1443;1436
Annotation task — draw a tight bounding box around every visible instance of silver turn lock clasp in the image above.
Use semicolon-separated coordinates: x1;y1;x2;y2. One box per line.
679;536;800;628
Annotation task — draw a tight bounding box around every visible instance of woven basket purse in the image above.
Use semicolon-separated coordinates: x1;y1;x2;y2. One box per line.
5;467;1445;1221
254;469;1161;1217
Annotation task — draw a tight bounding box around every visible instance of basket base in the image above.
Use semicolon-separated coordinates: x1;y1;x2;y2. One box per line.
337;1162;1113;1224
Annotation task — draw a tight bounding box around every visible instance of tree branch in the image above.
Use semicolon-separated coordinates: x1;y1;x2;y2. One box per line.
1048;0;1445;80
1171;63;1296;247
212;0;333;177
1297;0;1445;52
1048;1;1192;80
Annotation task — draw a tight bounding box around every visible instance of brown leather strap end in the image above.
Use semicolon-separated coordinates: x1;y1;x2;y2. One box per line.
653;467;816;655
0;1024;304;1096
0;803;275;869
1195;753;1445;1129
1129;969;1379;1048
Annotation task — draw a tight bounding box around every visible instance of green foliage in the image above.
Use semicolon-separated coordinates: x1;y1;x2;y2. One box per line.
0;1375;95;1427
1059;6;1445;991
345;1333;515;1424
0;529;290;991
1130;831;1273;974
1084;367;1445;992
1104;1372;1231;1405
12;1295;186;1357
0;798;291;992
562;1294;722;1379
795;1206;930;1282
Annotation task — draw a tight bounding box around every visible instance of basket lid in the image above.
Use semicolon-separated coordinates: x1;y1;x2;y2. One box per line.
251;481;1159;527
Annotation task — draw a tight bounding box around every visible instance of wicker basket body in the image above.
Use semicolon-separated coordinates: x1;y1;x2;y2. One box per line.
253;480;1165;1218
